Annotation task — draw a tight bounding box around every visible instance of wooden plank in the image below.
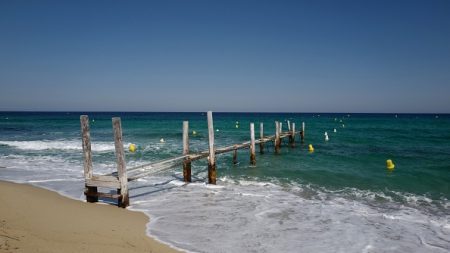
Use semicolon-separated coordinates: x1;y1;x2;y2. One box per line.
84;191;122;200
182;121;191;182
207;111;216;184
86;175;121;188
112;117;129;207
250;123;256;165
275;121;280;154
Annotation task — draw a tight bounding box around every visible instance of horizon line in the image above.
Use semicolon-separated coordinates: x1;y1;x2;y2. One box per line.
0;110;448;115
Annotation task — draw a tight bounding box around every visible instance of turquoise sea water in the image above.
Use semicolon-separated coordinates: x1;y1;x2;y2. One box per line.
1;112;449;252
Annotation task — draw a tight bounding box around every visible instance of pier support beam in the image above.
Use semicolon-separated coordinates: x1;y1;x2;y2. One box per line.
259;122;264;154
207;111;216;184
301;122;305;143
80;115;97;203
112;117;129;208
233;145;238;165
250;123;256;165
290;123;296;148
182;121;191;182
275;121;281;154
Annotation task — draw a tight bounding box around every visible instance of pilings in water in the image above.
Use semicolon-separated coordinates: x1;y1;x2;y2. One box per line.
207;111;217;184
259;122;264;154
301;122;305;143
233;145;238;165
112;117;129;208
80;112;307;207
289;122;296;147
182;121;191;182
275;121;281;154
250;123;256;165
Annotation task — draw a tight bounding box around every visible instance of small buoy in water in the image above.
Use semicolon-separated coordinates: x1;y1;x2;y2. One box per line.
92;119;95;122
324;132;329;141
160;138;165;143
128;143;136;153
395;114;398;118
342;124;345;128
216;129;219;132
236;121;239;124
334;118;337;121
435;115;439;119
308;144;314;152
386;159;395;170
235;124;239;128
192;130;197;136
333;128;337;133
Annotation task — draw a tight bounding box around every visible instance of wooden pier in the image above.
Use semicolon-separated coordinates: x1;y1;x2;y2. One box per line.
80;112;306;207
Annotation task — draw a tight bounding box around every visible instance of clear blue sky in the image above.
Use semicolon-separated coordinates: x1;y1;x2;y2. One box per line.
1;0;449;113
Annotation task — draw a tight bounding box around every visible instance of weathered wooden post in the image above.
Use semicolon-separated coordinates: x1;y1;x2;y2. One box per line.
290;122;296;147
80;115;97;203
259;122;264;154
250;123;256;165
275;121;281;154
233;145;238;165
182;121;191;182
301;122;305;143
287;120;291;131
207;111;216;184
112;117;129;208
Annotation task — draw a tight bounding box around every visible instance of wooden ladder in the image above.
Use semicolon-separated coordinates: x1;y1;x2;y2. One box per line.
80;115;129;208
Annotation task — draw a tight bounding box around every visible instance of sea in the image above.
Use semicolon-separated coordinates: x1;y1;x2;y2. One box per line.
0;112;449;253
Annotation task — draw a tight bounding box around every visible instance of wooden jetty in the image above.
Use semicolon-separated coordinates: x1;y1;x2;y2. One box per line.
80;111;306;207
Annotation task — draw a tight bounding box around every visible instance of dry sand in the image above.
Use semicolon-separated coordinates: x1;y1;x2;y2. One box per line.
0;181;183;253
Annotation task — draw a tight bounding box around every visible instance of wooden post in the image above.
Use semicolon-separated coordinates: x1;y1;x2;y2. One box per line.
112;117;129;208
250;123;256;165
259;122;264;154
275;121;280;154
233;145;238;165
80;115;97;203
287;120;291;131
280;122;283;134
301;122;305;143
182;121;191;182
291;123;296;147
207;111;216;184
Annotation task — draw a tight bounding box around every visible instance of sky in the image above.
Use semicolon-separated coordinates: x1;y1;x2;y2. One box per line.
0;0;449;113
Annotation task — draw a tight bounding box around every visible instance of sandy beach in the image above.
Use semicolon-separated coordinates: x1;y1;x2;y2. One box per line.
0;181;182;253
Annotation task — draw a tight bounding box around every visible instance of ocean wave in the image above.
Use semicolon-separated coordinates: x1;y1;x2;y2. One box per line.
0;140;117;152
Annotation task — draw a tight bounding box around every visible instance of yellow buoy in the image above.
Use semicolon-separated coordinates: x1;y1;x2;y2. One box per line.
308;144;314;152
129;143;136;153
386;159;395;170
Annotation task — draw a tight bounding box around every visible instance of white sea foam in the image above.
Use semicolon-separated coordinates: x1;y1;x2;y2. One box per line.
0;140;116;152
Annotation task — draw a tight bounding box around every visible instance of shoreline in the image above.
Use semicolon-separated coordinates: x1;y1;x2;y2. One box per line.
0;180;184;253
